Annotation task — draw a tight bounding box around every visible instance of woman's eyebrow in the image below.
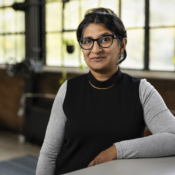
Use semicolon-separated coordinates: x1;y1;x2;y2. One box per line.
100;32;113;36
83;32;113;38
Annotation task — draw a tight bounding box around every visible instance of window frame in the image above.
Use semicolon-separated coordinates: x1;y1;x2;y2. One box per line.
0;2;25;64
0;0;175;74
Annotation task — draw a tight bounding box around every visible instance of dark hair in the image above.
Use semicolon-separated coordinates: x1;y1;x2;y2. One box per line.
76;7;127;64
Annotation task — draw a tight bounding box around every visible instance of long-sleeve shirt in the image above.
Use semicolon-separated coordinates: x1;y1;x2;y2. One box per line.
36;69;175;175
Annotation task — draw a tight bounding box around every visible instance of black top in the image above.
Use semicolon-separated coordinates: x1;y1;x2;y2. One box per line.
88;69;120;88
55;68;145;175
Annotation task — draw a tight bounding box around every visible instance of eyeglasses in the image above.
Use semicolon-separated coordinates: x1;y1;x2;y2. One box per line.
78;35;121;50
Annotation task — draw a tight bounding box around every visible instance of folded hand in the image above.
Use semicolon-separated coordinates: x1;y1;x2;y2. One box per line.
88;145;117;167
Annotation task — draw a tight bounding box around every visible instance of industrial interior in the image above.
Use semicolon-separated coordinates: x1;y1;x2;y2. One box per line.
0;0;175;174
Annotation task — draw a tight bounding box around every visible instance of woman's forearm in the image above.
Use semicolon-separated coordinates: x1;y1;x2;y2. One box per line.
115;133;175;159
115;79;175;159
36;81;67;175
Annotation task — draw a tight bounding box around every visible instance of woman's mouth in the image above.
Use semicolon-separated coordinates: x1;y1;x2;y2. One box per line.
92;57;105;62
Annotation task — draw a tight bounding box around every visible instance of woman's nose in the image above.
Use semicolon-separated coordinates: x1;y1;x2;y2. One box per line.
91;41;102;53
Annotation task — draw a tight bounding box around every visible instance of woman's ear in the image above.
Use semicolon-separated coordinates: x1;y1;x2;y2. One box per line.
120;38;127;53
123;38;127;50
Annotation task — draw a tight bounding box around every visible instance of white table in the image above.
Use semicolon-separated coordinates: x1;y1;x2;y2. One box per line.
63;156;175;175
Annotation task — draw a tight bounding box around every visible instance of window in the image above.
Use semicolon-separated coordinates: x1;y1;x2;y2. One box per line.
0;0;25;64
120;0;145;69
149;0;175;71
1;0;175;71
46;0;119;68
46;0;175;71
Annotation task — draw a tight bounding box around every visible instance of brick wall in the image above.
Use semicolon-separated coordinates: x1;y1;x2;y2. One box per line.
0;69;25;132
0;69;174;133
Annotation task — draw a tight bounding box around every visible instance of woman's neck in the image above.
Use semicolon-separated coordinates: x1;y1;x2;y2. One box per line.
90;66;118;82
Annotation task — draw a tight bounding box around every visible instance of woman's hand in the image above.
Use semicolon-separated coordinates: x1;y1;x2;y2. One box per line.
88;145;117;167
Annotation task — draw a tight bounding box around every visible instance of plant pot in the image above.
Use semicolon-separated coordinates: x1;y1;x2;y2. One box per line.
66;45;74;54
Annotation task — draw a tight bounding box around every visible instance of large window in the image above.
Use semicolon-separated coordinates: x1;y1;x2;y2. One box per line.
0;0;25;64
149;0;175;71
46;0;119;68
0;0;175;71
46;0;175;71
120;0;145;69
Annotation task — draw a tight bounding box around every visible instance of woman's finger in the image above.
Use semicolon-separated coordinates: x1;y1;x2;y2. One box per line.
88;160;95;167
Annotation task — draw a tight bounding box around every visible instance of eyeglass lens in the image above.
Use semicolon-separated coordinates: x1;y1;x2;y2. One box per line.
80;36;113;49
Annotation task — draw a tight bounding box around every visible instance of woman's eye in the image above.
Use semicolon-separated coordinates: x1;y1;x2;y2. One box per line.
83;39;92;44
102;37;110;42
103;38;109;41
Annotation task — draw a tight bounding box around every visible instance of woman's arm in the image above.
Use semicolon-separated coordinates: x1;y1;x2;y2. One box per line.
36;81;67;175
114;79;175;159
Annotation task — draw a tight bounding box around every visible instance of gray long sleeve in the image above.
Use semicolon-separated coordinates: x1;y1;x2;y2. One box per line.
36;81;67;175
114;79;175;159
36;79;175;175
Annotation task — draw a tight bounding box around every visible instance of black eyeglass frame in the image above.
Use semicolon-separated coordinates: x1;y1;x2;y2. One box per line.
78;35;122;50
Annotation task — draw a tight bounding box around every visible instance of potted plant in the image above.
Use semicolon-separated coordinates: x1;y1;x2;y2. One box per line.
63;39;75;54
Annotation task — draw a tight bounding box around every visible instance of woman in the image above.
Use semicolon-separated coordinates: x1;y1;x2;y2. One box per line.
36;8;175;175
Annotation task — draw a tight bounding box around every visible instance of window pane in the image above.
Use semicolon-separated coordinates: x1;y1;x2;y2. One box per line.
5;8;16;33
3;0;14;6
15;0;25;2
46;34;62;66
121;0;144;28
120;29;144;69
80;0;118;19
150;0;175;27
80;0;118;26
64;1;79;30
0;36;5;63
150;28;175;71
16;11;24;32
63;32;80;67
0;10;4;33
80;0;99;21
5;35;15;61
0;0;3;6
46;2;62;32
100;0;118;15
16;34;25;62
0;0;25;6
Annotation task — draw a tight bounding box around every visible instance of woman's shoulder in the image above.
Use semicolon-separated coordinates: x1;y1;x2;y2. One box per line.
120;71;155;95
120;71;153;89
120;70;141;86
121;70;139;78
139;79;155;99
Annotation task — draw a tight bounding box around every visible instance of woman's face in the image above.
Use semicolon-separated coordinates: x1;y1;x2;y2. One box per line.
82;23;126;73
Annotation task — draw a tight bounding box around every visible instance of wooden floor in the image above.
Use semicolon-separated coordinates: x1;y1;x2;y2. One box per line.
0;130;41;162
